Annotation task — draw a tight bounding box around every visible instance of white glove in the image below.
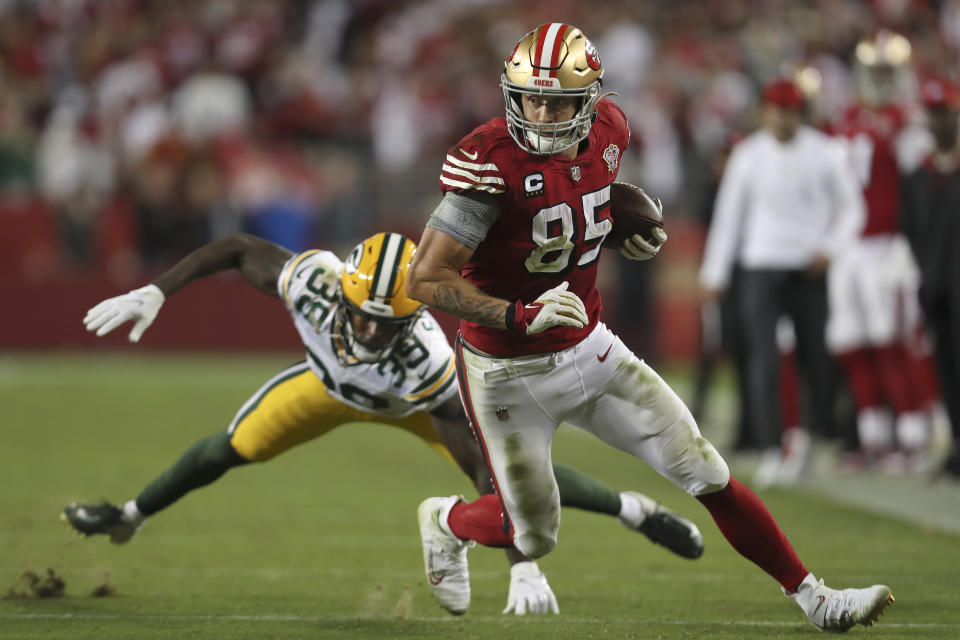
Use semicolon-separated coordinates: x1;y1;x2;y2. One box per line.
513;281;588;335
503;561;559;615
621;227;668;261
83;284;166;343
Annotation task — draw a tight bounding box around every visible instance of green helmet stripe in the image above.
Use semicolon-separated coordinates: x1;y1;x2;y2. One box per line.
370;233;405;302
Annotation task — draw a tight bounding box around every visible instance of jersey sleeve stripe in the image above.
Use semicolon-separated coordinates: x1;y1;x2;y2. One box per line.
410;374;457;407
444;155;501;173
442;163;506;185
440;176;506;194
280;250;322;307
404;358;456;400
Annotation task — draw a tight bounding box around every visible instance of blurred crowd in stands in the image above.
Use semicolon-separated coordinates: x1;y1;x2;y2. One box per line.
2;0;957;284
3;0;960;478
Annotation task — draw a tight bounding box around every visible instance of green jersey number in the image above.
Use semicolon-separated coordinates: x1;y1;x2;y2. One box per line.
295;267;338;329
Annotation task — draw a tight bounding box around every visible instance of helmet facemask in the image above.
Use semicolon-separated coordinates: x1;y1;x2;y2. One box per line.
334;232;422;366
334;294;421;365
501;79;602;154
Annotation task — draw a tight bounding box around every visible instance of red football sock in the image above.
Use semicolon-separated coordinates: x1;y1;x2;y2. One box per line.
447;494;514;548
779;349;800;429
836;348;883;410
905;350;940;408
697;476;808;592
874;343;925;413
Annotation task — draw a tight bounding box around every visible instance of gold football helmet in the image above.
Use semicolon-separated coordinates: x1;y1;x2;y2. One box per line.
336;232;422;364
502;23;606;154
854;30;912;107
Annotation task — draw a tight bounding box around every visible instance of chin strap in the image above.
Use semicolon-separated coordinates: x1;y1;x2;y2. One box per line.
591;90;619;122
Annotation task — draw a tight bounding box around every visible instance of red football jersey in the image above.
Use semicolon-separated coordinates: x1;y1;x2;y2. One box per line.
439;99;630;356
832;103;909;236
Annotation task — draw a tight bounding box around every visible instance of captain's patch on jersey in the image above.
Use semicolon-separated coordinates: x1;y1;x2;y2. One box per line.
523;172;545;198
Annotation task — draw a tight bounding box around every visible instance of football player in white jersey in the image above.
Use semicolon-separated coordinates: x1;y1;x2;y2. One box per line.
63;231;704;615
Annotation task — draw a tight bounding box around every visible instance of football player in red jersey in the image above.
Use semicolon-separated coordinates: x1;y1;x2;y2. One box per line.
406;23;894;630
828;30;941;471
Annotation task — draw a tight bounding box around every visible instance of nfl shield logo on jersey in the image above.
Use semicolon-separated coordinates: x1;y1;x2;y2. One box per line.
570;165;582;182
603;144;620;172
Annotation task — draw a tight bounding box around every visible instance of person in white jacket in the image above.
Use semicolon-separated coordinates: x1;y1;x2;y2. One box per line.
699;78;865;488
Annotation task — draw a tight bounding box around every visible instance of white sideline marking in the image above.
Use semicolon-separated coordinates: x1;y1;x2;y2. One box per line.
0;613;952;629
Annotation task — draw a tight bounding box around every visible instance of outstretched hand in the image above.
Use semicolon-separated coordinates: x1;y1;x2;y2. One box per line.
503;561;559;615
83;284;165;343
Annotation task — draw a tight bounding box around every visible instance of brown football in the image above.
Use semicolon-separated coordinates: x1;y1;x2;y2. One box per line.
603;182;664;248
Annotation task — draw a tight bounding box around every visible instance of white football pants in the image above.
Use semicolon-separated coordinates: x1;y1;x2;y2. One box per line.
455;323;730;559
827;234;922;352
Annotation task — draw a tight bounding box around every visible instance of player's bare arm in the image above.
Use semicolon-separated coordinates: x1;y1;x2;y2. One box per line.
153;233;294;299
427;395;494;493
409;228;587;336
84;233;294;342
407;228;511;329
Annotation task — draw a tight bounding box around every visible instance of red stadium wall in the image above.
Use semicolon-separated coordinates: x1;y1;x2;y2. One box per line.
0;271;466;352
2;274;302;351
2;220;706;360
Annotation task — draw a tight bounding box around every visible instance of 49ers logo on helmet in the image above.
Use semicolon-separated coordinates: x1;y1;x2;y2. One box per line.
584;39;601;70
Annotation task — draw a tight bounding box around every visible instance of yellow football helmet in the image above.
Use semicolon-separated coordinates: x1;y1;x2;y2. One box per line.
502;23;606;155
854;30;912;107
336;232;422;363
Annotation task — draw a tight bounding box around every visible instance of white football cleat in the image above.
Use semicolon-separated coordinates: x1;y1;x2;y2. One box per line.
777;428;811;486
789;573;894;633
753;447;783;490
417;496;474;616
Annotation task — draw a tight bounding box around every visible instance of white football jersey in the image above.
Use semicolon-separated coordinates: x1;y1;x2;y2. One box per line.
277;250;457;417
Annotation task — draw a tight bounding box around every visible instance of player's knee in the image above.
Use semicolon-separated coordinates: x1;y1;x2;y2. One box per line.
512;500;560;558
695;465;731;496
514;530;557;559
688;437;731;496
224;431;261;464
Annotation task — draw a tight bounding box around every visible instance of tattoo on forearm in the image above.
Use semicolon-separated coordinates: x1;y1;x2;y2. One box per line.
432;284;506;328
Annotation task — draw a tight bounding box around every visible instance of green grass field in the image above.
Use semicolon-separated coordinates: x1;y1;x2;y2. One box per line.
1;354;958;639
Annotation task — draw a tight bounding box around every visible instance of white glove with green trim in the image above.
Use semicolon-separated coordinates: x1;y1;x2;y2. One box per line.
83;284;165;343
